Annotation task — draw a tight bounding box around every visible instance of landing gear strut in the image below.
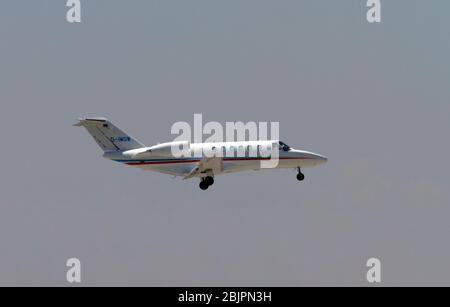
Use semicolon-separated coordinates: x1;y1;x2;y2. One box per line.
296;168;305;181
199;176;214;190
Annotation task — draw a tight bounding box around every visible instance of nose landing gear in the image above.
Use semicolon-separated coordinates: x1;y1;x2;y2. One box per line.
199;176;214;190
296;168;305;181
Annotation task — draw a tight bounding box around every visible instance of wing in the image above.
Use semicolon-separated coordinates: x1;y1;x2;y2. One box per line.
183;157;223;179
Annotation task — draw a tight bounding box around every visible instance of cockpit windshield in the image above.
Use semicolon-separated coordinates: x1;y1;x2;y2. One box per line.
278;141;291;151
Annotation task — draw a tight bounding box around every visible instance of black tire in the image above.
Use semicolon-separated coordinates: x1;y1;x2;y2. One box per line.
204;176;214;186
296;173;305;181
199;181;209;190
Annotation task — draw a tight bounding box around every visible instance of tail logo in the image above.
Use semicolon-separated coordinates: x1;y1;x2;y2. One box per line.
111;136;131;142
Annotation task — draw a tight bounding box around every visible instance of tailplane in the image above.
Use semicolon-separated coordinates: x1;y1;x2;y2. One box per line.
74;117;144;152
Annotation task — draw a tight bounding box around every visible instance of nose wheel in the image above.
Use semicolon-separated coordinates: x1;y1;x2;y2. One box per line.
296;168;305;181
199;176;214;190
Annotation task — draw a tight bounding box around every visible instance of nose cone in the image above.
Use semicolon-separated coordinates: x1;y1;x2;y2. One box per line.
315;154;328;164
305;151;327;165
291;149;328;165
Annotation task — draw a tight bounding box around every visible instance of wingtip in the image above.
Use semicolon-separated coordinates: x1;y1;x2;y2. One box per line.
73;119;83;127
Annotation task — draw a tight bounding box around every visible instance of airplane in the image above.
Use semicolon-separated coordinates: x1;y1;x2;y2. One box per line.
75;117;327;190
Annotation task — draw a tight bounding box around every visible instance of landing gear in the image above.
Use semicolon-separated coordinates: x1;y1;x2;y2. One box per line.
204;176;214;186
199;180;209;190
296;168;305;181
199;176;214;190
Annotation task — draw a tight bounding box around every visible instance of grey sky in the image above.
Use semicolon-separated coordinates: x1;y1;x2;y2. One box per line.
0;0;449;286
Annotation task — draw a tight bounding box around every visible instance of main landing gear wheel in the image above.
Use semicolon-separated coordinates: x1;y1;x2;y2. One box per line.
204;176;214;186
296;168;305;181
199;176;214;190
199;180;209;190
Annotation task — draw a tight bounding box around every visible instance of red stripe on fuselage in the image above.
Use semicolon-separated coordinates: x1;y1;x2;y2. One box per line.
125;156;313;166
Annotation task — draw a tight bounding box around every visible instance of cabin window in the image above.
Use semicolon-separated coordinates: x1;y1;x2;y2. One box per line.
229;146;236;157
238;145;244;158
247;145;252;157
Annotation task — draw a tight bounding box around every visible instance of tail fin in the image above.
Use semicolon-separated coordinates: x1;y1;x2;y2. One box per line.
74;117;144;152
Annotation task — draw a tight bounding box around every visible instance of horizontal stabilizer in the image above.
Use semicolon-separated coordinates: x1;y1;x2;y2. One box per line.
75;117;144;152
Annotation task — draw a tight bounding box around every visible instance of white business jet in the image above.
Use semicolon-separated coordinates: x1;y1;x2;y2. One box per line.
75;118;327;190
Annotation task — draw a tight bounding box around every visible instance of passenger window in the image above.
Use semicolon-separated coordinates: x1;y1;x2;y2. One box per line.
230;146;235;157
238;145;244;157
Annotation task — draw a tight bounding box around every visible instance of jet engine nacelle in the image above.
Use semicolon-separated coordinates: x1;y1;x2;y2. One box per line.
147;141;190;157
122;141;190;158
